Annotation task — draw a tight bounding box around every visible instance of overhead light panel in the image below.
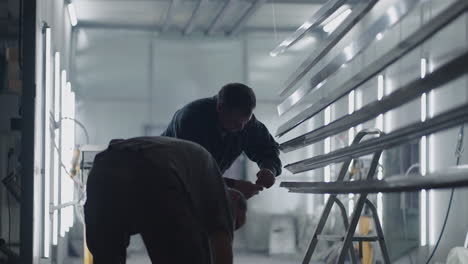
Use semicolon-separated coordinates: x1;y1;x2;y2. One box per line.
67;2;78;27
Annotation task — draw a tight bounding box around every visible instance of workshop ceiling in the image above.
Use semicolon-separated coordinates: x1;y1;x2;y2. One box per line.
74;0;326;35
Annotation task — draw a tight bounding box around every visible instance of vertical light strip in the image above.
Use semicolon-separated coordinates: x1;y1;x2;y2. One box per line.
421;189;427;246
421;58;427;79
52;52;61;246
43;27;52;258
420;77;428;245
356;90;363;131
377;74;384;100
67;82;76;230
67;3;78;27
428;89;436;245
53;52;61;244
347;91;355;215
377;74;385;227
60;70;68;237
348;90;355;114
324;106;331;201
348;194;355;217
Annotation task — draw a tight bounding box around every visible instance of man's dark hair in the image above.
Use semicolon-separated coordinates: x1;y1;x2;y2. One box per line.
217;83;256;115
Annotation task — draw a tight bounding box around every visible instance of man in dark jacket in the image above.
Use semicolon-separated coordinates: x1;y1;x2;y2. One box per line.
162;83;282;199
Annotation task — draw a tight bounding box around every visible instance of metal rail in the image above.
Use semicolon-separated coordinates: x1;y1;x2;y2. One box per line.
278;0;425;115
280;50;468;153
270;0;346;58
276;0;468;137
281;166;468;194
277;0;378;99
285;103;468;173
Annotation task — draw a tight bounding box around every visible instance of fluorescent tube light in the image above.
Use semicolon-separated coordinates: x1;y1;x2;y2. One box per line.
67;3;78;27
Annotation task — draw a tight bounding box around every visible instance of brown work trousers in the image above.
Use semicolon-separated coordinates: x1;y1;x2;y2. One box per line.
84;149;211;264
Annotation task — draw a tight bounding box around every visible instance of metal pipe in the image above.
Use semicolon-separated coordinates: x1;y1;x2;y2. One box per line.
276;0;468;137
285;103;468;173
280;51;468;153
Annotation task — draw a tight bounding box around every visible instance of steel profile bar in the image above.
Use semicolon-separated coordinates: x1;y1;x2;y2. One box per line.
284;103;468;173
162;0;179;32
276;0;468;137
280;51;468;153
280;166;468;194
270;0;345;57
184;0;205;35
277;0;378;99
207;0;236;35
278;0;428;116
228;0;266;36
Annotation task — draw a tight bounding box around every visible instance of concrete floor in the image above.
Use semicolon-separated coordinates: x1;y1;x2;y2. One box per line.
66;250;300;264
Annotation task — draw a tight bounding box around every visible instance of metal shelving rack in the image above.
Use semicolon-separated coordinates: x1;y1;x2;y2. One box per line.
274;0;468;263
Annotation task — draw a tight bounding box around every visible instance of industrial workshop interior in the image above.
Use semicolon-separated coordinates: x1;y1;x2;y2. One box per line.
1;0;468;263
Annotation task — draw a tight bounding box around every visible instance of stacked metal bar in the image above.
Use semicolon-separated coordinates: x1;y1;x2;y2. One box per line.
276;0;468;192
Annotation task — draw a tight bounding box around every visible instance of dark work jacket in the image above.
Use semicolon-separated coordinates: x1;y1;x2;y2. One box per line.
162;96;282;186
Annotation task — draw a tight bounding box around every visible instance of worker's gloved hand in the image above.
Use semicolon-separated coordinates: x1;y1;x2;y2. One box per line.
233;179;263;199
256;168;276;188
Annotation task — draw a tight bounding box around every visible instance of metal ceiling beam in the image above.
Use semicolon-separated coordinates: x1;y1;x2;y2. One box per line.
227;0;266;36
276;0;468;137
184;0;206;35
206;0;236;35
162;0;179;32
280;51;468;153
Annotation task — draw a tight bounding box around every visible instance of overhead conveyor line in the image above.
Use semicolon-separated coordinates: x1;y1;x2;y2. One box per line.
280;165;468;194
278;0;378;99
280;50;468;153
276;0;468;137
270;0;346;59
284;102;468;173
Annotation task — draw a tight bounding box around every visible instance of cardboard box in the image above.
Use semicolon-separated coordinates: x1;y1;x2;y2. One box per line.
6;48;19;62
8;79;22;94
7;62;20;80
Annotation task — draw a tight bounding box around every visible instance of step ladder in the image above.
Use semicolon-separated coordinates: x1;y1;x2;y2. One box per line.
302;129;391;264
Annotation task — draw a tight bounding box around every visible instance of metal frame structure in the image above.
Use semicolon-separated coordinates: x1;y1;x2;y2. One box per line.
299;130;390;264
280;50;468;152
274;0;468;262
276;0;468;137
